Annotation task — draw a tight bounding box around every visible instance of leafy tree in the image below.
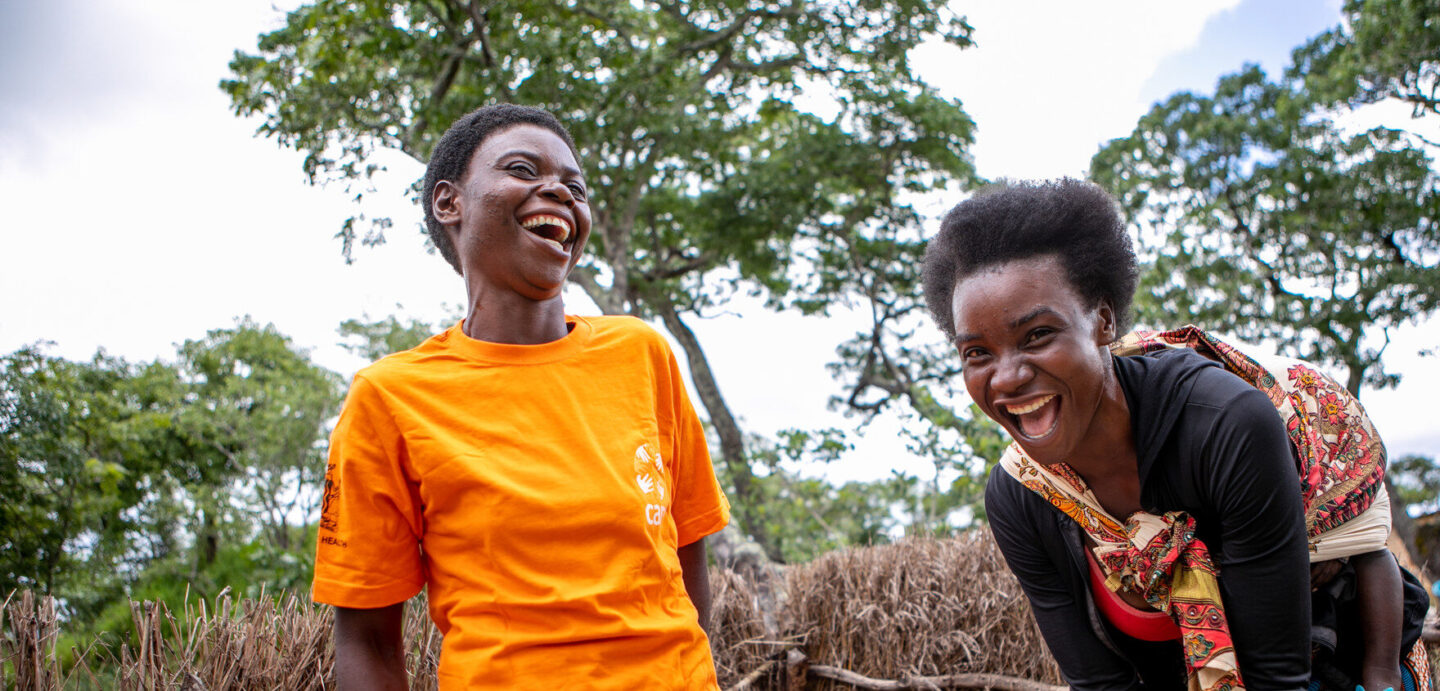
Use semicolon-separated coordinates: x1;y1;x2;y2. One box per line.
338;313;448;361
1090;65;1440;394
1;322;343;634
223;0;980;559
175;319;344;557
1390;454;1440;517
1293;0;1440;117
0;346;195;616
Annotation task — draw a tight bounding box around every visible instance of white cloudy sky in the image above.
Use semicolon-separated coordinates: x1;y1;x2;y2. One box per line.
1;0;1435;485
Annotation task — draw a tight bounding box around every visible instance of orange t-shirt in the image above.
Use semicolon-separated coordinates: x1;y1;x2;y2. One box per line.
313;316;730;690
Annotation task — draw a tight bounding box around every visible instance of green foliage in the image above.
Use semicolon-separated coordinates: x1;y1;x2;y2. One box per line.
1391;454;1440;516
1090;58;1440;394
0;320;342;639
718;429;908;562
221;0;977;296
1292;0;1440;116
175;319;344;556
0;346;191;613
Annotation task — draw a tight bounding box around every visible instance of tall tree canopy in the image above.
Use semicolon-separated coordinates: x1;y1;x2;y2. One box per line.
223;0;982;558
1089;16;1440;394
1293;0;1440;117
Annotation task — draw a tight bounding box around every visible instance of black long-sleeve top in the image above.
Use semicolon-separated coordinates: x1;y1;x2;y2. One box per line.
985;349;1311;691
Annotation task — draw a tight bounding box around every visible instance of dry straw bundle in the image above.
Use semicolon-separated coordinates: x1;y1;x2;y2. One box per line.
1;589;443;690
710;566;789;687
782;530;1063;689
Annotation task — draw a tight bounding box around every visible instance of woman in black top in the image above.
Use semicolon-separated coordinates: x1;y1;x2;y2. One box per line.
918;179;1428;691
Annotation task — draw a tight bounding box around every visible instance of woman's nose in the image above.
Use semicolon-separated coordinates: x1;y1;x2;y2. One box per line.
539;180;575;204
991;354;1033;392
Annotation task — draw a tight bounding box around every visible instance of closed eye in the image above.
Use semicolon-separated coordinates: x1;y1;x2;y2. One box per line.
507;161;536;176
567;181;587;199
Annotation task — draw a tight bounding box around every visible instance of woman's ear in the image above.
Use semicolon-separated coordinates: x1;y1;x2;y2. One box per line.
1096;302;1118;343
433;180;462;226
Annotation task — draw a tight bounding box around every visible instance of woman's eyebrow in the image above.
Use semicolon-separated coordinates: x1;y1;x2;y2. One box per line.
1010;306;1058;329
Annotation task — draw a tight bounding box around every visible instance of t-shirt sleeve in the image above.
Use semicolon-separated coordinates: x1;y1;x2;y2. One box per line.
658;344;730;547
312;373;426;609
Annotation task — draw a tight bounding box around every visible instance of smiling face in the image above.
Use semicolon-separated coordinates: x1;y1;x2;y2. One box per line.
432;123;592;302
950;254;1119;465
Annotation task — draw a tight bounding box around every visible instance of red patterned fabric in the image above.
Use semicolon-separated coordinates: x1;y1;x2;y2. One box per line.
1111;326;1385;539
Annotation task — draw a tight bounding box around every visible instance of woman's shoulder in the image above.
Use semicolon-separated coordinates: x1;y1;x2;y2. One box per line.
347;324;464;388
984;460;1052;525
1116;347;1267;411
579;315;672;354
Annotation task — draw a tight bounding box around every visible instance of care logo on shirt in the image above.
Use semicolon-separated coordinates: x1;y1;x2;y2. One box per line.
319;461;342;537
634;443;669;529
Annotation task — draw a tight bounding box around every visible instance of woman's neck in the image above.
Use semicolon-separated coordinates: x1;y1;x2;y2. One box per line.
1066;366;1143;517
461;286;570;345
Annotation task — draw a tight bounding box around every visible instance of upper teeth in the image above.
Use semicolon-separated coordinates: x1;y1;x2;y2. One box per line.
1006;394;1055;416
522;215;571;241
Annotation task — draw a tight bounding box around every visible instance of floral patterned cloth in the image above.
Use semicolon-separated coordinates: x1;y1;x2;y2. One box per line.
999;326;1391;691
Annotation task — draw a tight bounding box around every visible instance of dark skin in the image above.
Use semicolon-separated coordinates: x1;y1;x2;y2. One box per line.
333;604;406;691
332;124;713;689
1312;549;1405;691
950;255;1141;518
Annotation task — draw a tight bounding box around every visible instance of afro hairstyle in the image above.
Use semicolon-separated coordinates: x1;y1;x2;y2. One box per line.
421;103;581;274
920;178;1138;338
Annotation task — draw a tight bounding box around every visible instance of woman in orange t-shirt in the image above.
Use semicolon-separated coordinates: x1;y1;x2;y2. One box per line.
313;104;730;690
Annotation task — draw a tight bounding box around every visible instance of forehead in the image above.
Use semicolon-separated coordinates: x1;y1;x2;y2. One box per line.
468;123;580;173
950;255;1085;331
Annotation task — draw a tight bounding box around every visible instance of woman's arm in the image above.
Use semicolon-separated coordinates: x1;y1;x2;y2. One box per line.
1200;389;1312;690
1352;549;1404;691
679;538;712;635
986;472;1143;691
333;603;409;691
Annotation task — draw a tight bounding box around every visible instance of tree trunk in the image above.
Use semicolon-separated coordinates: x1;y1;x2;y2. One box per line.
653;298;779;562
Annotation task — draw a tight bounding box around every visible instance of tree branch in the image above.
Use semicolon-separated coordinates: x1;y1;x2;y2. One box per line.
805;662;1067;691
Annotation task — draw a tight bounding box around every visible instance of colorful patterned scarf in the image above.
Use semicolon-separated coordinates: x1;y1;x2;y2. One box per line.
1000;326;1387;691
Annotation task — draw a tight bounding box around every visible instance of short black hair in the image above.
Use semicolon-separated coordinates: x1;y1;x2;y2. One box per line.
421;104;581;274
921;178;1138;338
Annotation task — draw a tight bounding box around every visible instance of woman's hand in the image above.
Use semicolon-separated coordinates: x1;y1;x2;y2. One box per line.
1310;558;1345;590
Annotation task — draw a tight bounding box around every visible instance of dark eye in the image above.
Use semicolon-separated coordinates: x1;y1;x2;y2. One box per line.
507;161;536;176
1025;327;1056;344
567;182;587;199
960;346;988;362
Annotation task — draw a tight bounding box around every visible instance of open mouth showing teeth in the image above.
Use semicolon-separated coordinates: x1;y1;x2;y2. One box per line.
521;214;572;251
1003;394;1060;440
